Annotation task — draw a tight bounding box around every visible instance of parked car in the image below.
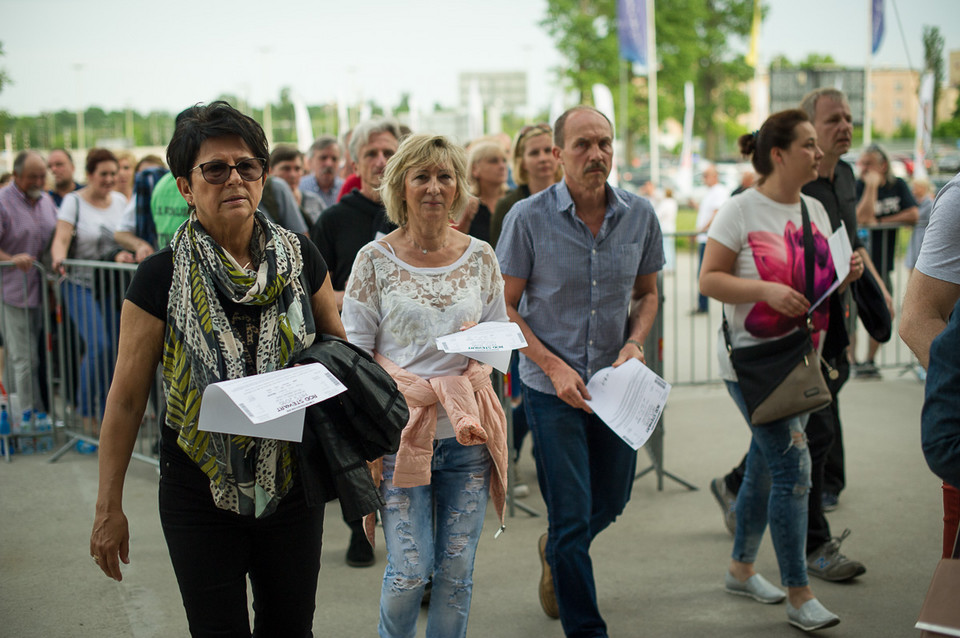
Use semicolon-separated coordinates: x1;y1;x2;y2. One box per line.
937;154;960;175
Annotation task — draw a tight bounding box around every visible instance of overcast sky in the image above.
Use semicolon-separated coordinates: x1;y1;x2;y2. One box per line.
2;0;958;117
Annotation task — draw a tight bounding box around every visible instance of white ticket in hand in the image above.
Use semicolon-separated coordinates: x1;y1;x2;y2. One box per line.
584;358;671;450
198;363;347;442
435;322;528;373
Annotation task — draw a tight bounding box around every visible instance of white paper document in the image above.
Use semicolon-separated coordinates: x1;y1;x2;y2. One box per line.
584;358;671;450
198;363;347;442
435;322;528;373
810;223;853;313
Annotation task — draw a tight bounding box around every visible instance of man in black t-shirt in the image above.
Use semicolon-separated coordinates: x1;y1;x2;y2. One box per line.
307;118;401;569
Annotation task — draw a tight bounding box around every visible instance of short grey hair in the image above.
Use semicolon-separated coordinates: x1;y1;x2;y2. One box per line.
800;88;848;122
13;150;45;176
308;135;339;157
349;118;401;163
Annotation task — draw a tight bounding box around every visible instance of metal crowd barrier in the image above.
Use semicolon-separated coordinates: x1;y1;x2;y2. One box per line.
0;261;57;461
47;259;162;466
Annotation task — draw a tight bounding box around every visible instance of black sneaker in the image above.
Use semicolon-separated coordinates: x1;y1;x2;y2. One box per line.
821;491;839;512
807;529;866;582
345;529;375;567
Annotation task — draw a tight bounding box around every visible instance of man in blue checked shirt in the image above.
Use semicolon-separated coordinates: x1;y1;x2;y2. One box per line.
496;105;663;638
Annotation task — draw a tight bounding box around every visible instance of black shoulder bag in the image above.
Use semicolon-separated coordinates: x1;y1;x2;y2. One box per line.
722;199;833;426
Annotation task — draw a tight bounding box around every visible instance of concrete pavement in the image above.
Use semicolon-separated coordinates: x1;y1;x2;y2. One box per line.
0;371;939;637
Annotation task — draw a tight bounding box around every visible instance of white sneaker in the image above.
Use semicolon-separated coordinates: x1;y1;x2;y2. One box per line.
786;599;840;631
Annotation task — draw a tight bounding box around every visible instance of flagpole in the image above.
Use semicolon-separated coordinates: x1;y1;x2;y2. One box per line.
620;58;628;174
864;0;873;147
647;0;659;186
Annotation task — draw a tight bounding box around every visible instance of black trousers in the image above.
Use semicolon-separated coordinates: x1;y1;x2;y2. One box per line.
159;434;325;638
724;355;849;556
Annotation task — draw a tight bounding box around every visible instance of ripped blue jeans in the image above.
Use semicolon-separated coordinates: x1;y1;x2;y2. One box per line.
726;381;812;588
378;439;491;638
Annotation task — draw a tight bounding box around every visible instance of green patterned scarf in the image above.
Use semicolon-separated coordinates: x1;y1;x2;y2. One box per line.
163;210;314;517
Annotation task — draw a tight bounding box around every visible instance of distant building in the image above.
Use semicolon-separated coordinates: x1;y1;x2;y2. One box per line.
768;68;866;124
458;71;527;111
869;68;957;135
950;49;960;87
766;66;956;138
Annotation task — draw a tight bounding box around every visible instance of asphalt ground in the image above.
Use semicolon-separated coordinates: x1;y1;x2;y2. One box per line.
0;369;938;637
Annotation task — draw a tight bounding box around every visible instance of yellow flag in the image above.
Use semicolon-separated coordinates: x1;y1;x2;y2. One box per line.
746;0;761;68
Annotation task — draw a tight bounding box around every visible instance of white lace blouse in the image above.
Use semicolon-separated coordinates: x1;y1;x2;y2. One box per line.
342;237;508;439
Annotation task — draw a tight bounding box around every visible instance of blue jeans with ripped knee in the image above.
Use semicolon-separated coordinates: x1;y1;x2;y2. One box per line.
726;380;811;588
378;438;492;638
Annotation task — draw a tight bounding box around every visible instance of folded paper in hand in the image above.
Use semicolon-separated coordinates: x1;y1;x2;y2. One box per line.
198;363;347;442
435;321;528;373
584;358;671;450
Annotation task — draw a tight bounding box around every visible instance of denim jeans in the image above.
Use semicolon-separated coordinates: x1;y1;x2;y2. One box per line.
378;438;492;638
523;384;637;638
61;281;117;418
159;431;325;637
725;380;811;588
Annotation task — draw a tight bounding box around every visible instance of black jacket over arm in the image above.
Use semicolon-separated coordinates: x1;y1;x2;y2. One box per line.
291;335;408;521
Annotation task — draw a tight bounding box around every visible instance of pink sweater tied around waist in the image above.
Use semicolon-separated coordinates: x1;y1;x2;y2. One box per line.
364;353;508;546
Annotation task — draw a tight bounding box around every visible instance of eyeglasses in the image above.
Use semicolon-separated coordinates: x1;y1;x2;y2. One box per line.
190;158;266;184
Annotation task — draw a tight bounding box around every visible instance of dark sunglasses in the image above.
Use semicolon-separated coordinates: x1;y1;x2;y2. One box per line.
191;158;266;185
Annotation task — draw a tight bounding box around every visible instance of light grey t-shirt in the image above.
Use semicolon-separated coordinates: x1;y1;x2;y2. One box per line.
916;173;960;285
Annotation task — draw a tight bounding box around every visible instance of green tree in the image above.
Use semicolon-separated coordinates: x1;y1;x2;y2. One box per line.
922;26;945;130
541;0;756;160
0;42;11;132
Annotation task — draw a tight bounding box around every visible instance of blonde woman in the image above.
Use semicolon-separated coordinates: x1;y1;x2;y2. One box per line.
461;140;508;243
342;134;508;638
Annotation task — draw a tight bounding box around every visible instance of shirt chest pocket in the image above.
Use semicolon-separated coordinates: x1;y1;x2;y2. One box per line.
614;243;642;284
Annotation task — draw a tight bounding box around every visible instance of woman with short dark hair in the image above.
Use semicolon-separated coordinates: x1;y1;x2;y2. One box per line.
89;101;345;636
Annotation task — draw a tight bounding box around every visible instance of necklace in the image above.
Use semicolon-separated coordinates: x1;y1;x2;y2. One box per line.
406;228;448;255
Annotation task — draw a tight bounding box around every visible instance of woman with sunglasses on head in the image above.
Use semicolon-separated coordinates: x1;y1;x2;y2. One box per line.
489;123;562;249
700;109;862;632
88;101;345;637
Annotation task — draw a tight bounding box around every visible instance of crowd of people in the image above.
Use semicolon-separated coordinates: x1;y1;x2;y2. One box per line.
0;86;955;637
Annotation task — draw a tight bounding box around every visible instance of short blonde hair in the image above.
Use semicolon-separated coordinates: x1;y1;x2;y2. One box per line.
467;141;507;195
379;134;470;227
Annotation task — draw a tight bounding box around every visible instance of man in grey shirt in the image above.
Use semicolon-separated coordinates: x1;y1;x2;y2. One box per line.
901;170;960;559
496;105;663;637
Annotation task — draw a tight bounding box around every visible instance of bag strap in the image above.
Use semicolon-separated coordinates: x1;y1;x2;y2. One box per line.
723;197;815;352
800;198;814;304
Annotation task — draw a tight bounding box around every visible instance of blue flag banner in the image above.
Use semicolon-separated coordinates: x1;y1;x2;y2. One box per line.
872;0;885;55
617;0;647;65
